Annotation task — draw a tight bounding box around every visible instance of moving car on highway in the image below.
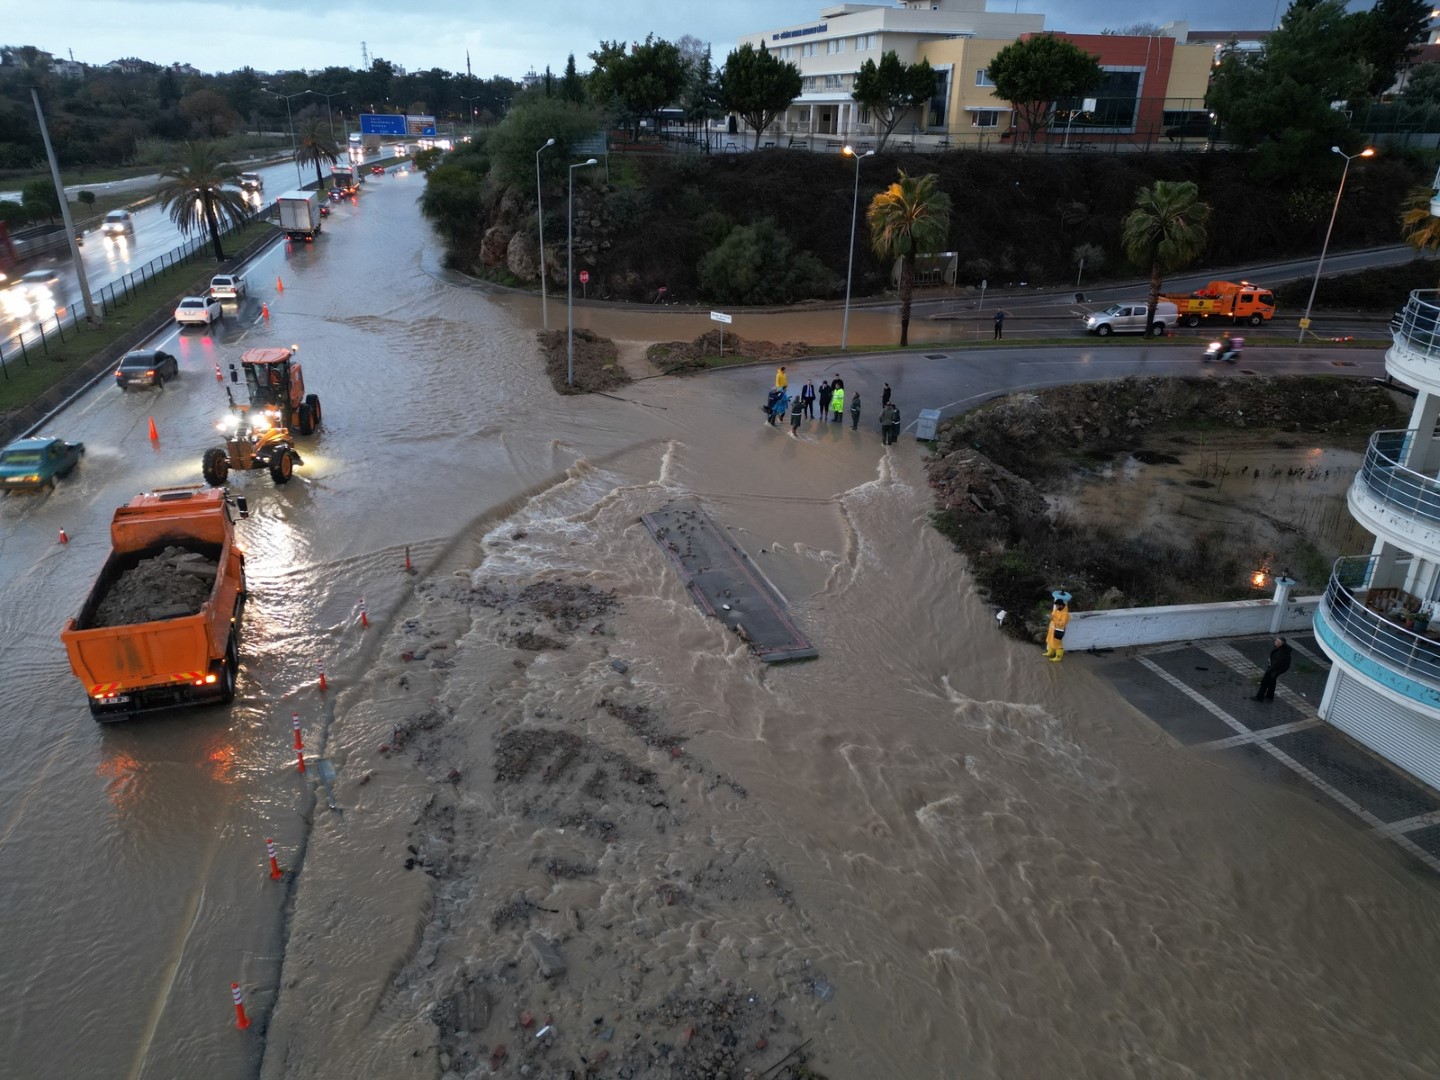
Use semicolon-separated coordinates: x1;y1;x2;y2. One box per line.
102;210;134;236
208;274;247;301
115;349;179;390
0;436;85;492
174;295;223;326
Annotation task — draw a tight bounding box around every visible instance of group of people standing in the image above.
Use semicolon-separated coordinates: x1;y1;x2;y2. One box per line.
771;367;903;444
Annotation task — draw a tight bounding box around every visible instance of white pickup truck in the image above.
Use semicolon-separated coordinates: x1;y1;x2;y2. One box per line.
208;274;247;301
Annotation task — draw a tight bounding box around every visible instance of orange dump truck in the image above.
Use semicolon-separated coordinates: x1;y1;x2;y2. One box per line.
62;485;246;721
1162;280;1276;327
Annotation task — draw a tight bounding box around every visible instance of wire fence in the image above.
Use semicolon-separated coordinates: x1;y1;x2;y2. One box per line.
0;202;273;379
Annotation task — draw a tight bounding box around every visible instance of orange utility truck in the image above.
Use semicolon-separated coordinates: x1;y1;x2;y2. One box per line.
62;486;246;721
1161;280;1276;327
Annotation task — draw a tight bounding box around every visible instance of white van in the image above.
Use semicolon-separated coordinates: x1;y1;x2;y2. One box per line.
102;210;134;235
1084;300;1178;337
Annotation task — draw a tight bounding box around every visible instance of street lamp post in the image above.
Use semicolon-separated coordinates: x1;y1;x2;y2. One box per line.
1299;145;1374;344
841;145;874;351
536;138;555;330
460;95;481;133
306;88;340;142
261;87;307;185
567;158;599;386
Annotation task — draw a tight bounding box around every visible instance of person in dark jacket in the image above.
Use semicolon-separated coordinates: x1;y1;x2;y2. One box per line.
818;380;832;423
1253;637;1293;701
850;391;862;430
881;382;892;407
789;392;804;436
879;401;901;445
801;380;816;419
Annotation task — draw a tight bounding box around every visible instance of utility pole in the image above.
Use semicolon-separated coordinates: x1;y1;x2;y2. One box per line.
31;87;98;326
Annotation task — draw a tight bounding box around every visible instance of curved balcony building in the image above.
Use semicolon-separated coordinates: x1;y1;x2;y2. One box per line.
1316;290;1440;790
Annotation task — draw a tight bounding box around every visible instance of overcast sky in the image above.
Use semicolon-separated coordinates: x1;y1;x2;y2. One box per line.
11;0;1293;77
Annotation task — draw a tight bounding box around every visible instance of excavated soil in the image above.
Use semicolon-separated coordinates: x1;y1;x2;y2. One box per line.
927;375;1409;639
92;546;218;627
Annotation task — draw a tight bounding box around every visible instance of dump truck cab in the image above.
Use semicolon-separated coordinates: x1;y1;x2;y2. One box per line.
235;346;322;435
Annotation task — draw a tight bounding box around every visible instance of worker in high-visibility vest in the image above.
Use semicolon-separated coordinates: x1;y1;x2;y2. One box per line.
775;365;788;390
830;384;845;423
1045;593;1071;662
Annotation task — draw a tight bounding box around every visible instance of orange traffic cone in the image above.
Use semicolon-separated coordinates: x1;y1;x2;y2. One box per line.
261;302;270;322
58;528;68;544
276;277;284;292
148;417;159;441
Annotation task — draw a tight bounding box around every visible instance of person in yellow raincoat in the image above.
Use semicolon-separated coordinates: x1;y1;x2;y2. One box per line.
1045;592;1071;662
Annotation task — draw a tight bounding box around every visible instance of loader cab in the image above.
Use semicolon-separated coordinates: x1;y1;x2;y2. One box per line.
230;346;323;436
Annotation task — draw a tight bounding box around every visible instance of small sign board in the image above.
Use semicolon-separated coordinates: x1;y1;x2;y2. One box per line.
573;132;608;157
360;113;406;136
710;311;732;324
579;270;589;284
406;114;437;137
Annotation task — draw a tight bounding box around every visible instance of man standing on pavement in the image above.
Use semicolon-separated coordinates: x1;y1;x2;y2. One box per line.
879;401;900;445
830;383;845;425
789;392;804;436
818;380;832;423
850;391;862;431
994;309;1005;340
1253;637;1293;701
775;365;788;391
801;380;816;419
881;382;892;407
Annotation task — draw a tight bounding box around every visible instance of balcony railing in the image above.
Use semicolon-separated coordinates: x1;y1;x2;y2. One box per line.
1392;290;1440;360
1322;555;1440;692
1357;428;1440;525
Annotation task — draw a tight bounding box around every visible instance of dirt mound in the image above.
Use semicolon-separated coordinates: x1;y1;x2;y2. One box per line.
93;546;217;627
647;330;813;374
929;375;1408;639
536;327;633;395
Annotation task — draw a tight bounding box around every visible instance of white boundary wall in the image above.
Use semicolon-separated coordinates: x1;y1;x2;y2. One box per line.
1064;596;1320;651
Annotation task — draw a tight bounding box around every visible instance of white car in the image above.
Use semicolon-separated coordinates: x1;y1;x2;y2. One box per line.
102;210;134;235
174;295;223;326
208;274;247;301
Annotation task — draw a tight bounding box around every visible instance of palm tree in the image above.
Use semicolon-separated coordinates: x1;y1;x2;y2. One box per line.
294;118;340;189
1400;184;1440;288
866;171;952;347
157;142;250;261
1121;180;1211;333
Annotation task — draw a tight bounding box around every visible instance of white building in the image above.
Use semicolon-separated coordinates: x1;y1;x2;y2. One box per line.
736;0;1045;143
1317;294;1440;791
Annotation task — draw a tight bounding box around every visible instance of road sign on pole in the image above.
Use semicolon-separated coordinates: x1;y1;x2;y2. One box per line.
710;311;731;358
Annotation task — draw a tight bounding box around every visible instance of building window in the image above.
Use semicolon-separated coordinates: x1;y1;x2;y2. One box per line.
825;74;844;90
802;76;815;90
971;110;999;128
798;107;810;123
975;69;994;87
928;69;949;129
858;106;871;124
828;38;844;54
803;42;817;57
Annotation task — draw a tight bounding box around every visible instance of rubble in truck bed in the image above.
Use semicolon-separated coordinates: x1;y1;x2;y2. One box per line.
92;546;218;627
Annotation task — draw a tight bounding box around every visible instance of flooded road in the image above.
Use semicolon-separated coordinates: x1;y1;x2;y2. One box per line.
1;174;1435;1080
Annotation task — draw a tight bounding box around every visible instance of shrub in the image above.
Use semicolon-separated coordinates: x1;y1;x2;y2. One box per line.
697;218;838;304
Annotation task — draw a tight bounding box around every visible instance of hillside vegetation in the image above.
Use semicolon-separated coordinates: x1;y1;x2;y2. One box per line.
421;140;1424;305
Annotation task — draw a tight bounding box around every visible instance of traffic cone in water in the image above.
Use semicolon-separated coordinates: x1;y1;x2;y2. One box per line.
214;363;223;381
148;417;159;441
261;302;270;322
231;983;251;1030
276;277;284;292
58;528;68;544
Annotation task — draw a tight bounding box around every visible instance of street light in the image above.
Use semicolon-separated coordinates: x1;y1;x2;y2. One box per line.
536;139;555;330
1299;145;1374;344
568;158;599;386
459;95;481;133
841;145;874;351
305;88;340;142
260;86;307;184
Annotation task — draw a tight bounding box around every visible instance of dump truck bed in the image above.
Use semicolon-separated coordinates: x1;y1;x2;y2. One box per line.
61;487;245;720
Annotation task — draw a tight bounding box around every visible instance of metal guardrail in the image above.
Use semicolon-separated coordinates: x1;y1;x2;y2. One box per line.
0;202;272;378
1322;554;1440;691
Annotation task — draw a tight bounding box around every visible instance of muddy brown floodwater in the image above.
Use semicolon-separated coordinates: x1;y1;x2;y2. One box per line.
260;331;1440;1076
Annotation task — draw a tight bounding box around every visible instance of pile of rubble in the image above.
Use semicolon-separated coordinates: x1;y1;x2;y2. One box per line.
93;546;217;627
